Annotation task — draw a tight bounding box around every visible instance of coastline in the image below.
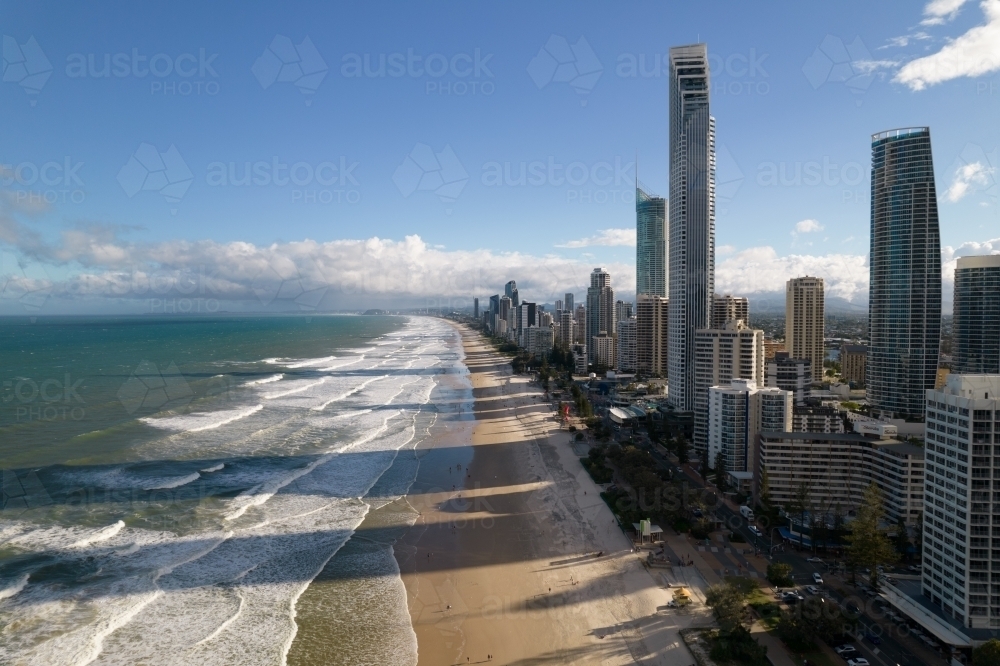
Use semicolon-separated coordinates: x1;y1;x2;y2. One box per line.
395;323;701;665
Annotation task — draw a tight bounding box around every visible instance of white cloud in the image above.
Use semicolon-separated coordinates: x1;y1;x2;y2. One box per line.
897;0;1000;89
715;246;869;301
793;219;824;234
946;161;996;201
922;0;973;24
882;32;933;48
555;228;635;248
716;244;736;256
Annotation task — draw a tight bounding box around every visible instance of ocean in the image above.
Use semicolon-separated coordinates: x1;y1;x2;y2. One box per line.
0;314;468;665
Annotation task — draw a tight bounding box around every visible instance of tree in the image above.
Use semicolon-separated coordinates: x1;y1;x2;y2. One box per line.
894;516;911;558
767;562;794;587
974;638;1000;666
845;482;900;589
705;579;754;633
675;436;689;465
757;466;772;513
714;451;728;491
788;482;811;548
700;447;710;481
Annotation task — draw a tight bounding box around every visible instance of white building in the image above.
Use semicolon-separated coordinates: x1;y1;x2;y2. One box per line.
707;379;791;476
592;334;616;369
526;326;554;360
558;309;574;349
616;318;637;373
921;374;1000;628
758;430;924;526
693;320;765;451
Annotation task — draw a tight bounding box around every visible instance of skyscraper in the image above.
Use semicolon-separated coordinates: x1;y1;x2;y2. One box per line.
953;255;1000;374
615;300;634;323
586;268;615;362
636;185;667;297
616;317;637;372
868;127;942;419
668;43;715;412
785;277;825;380
505;280;519;310
473;297;479;319
710;294;749;329
564;292;574;314
693;320;764;450
636;295;669;377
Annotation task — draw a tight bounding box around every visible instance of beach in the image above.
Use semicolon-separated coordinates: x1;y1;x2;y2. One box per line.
395;323;704;665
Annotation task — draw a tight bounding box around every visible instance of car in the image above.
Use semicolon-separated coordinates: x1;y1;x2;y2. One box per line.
846;659;870;666
833;644;857;655
749;526;762;537
805;585;819;595
908;565;922;573
807;556;824;563
813;572;824;584
864;632;882;645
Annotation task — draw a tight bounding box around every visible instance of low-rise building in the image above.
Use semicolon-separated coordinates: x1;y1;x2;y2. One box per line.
841;343;867;386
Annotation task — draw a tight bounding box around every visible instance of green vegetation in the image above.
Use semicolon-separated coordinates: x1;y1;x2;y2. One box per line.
766;563;793;587
777;595;856;652
846;482;900;588
581;446;614;484
704;578;769;666
974;638;1000;666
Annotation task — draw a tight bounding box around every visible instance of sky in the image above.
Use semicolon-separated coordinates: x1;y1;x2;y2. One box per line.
2;0;999;314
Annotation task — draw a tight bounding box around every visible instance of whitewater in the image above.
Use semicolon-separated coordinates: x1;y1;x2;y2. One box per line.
0;316;461;666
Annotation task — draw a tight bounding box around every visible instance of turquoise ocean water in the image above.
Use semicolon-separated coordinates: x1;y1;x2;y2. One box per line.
0;314;463;665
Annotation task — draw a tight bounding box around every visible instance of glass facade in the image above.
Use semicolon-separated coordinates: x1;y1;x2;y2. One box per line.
636;185;667;298
867;127;941;419
668;43;715;415
953;255;1000;374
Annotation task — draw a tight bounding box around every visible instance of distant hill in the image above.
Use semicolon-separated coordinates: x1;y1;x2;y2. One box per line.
745;292;868;315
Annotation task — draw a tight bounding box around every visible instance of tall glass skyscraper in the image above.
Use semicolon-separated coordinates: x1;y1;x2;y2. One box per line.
636;185;667;297
867;127;941;419
667;43;715;413
953;255;1000;374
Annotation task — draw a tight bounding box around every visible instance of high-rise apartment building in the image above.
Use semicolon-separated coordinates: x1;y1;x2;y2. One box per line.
574;304;587;344
953;255;1000;375
586;268;615;362
707;379;791;475
693;320;764;450
785;277;825;378
841;344;868;386
711;294;749;329
473;297;478;319
766;352;812;406
554;299;563;314
505;280;519;309
668;43;715;412
564;293;574;314
759;429;923;526
558;309;574;349
636;295;669;377
636;185;667;297
592;334;616;369
615;300;634;323
488;294;500;333
868;127;941;419
616;318;637;372
922;374;1000;627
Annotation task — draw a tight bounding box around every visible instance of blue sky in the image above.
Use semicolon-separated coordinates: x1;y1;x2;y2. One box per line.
2;0;999;313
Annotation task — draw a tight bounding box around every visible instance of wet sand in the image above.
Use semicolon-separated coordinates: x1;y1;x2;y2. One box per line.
395;324;700;665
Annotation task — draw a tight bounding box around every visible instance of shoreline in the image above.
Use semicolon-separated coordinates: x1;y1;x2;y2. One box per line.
395;322;701;665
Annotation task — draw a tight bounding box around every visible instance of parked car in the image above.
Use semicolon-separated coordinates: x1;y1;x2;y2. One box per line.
806;585;820;595
864;632;882;645
833;644;857;655
749;525;762;537
813;572;824;584
847;659;870;666
807;556;824;563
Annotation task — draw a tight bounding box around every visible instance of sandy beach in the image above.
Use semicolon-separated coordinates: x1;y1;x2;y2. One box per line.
394;323;707;665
